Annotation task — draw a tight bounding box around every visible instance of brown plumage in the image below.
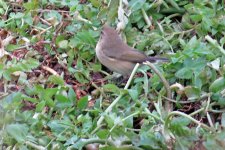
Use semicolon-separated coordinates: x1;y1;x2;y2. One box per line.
95;25;168;75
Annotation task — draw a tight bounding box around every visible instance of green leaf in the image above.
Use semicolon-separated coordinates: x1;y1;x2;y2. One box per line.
96;129;110;139
36;101;46;112
76;31;96;46
58;40;68;49
56;94;72;108
175;68;192;79
138;131;164;149
6;124;29;143
91;63;102;72
209;77;225;92
23;0;38;10
77;95;88;110
184;86;201;100
0;20;4;27
68;87;76;102
0;0;8;10
90;0;101;7
203;131;225;150
65;135;79;146
107;0;119;23
48;75;65;86
129;0;146;12
47;120;72;134
128;89;139;100
103;84;120;94
77;114;92;133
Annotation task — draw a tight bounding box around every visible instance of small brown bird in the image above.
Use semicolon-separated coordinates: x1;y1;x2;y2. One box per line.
95;25;168;76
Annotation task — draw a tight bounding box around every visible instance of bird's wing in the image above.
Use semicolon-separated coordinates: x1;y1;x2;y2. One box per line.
103;46;147;63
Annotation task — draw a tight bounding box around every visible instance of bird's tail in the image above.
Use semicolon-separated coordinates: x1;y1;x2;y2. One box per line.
146;56;169;62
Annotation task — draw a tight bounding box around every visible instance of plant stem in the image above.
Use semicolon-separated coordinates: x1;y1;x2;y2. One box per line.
144;108;165;123
165;111;214;132
189;108;204;116
141;8;152;28
97;63;140;126
25;141;46;150
144;61;172;112
82;138;115;147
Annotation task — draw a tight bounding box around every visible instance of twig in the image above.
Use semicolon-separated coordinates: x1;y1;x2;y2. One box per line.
189;107;205;116
144;61;172;112
39;18;52;26
41;65;59;76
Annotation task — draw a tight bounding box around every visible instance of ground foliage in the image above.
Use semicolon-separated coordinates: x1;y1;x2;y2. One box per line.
1;0;225;149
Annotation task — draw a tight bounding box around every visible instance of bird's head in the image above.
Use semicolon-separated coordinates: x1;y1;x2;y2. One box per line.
100;25;119;41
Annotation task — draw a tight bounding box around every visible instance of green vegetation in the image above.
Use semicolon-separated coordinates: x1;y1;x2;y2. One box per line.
1;0;225;149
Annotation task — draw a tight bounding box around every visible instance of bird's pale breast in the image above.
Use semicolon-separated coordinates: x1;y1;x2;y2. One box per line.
95;41;135;75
